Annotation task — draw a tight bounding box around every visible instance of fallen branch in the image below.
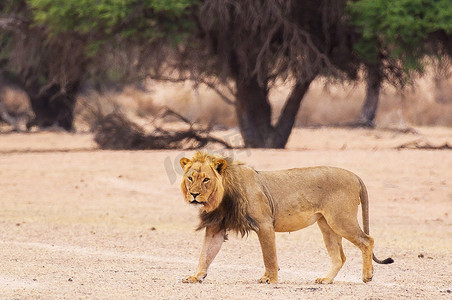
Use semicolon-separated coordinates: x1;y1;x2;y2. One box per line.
93;110;232;150
303;122;419;135
343;121;418;134
396;139;452;150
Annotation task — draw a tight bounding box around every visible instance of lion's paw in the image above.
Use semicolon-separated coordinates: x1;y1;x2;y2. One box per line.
258;274;277;284
315;277;333;284
362;275;373;283
182;275;203;283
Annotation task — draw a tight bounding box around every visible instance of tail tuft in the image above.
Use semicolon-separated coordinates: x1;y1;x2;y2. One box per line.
380;257;394;264
373;253;394;264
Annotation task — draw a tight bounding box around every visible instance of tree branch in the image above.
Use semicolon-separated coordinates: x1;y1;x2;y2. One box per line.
196;78;235;105
149;74;189;83
159;106;193;125
149;74;235;106
270;74;316;148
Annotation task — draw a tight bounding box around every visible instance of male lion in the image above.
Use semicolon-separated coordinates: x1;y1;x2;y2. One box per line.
180;151;393;284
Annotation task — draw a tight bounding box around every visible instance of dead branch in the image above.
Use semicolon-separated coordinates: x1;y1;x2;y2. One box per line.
149;74;189;83
93;111;232;150
379;127;419;135
327;121;419;135
396;139;452;150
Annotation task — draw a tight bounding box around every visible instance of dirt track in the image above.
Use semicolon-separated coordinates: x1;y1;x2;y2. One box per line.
0;128;451;299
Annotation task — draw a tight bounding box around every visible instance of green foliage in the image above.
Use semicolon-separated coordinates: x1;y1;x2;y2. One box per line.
28;0;198;49
348;0;452;71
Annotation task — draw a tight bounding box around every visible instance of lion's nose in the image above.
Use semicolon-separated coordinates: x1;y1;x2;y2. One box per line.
191;192;200;199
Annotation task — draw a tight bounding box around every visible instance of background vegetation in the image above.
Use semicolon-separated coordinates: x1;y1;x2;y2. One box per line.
1;0;451;148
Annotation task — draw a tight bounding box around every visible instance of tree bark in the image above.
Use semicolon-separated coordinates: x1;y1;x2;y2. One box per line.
269;77;314;148
235;76;273;148
234;76;314;148
356;64;382;127
26;81;79;131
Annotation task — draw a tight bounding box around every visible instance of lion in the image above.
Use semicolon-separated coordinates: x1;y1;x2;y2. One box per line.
180;151;393;284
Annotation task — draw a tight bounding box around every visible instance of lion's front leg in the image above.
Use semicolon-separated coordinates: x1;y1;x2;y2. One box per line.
256;224;278;283
182;226;225;283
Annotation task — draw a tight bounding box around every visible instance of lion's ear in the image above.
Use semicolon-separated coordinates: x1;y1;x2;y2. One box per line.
213;158;227;175
180;158;192;172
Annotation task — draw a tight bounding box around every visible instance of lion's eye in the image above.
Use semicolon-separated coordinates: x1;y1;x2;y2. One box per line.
203;178;210;183
187;176;193;182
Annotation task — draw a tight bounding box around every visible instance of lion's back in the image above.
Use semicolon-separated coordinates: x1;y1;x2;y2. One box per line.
259;166;360;192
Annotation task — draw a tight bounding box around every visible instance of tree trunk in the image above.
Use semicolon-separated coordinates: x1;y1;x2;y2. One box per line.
235;76;314;148
26;81;79;131
235;76;273;148
269;77;314;148
356;64;382;127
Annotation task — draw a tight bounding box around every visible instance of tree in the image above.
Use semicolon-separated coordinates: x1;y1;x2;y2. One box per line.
348;0;452;127
0;0;88;130
0;0;195;131
190;1;360;147
24;0;361;148
3;0;451;143
354;60;385;128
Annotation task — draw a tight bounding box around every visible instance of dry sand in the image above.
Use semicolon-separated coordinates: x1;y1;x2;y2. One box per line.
0;127;451;299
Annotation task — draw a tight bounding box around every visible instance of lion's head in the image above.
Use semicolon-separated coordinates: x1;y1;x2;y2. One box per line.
180;152;227;213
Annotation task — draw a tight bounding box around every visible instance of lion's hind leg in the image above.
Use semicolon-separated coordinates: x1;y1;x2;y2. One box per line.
315;216;346;284
324;214;374;283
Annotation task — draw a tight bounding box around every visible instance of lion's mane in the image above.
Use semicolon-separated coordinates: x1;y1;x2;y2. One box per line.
191;152;259;237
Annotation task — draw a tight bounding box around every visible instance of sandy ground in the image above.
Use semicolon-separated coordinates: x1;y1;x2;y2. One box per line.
0;127;451;299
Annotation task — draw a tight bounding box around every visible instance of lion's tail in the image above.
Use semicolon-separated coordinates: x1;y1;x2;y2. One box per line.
358;176;394;265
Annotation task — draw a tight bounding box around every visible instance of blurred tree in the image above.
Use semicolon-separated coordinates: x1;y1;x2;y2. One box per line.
23;0;359;147
0;0;87;130
0;0;195;131
5;0;450;143
349;0;452;127
189;1;360;147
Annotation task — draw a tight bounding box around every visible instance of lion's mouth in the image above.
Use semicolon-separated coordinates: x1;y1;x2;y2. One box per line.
190;199;204;205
